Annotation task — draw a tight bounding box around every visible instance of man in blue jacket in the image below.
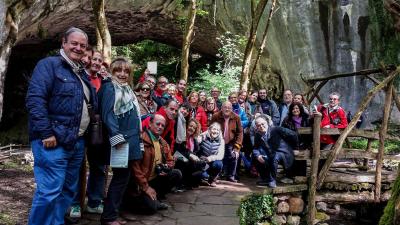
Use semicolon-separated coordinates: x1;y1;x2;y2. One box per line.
256;88;280;126
26;27;97;225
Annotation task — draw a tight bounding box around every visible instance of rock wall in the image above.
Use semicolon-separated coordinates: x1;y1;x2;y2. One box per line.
0;0;399;123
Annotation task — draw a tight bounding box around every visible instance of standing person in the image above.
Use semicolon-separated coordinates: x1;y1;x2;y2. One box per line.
238;90;248;110
188;91;208;132
205;97;218;126
69;49;107;219
26;27;96;225
211;101;243;182
228;92;249;128
210;87;223;110
161;84;178;106
99;57;143;225
246;90;259;120
176;79;187;105
315;92;348;149
153;76;169;108
199;90;207;108
278;90;293;126
293;93;309;114
256;88;280;126
137;82;158;120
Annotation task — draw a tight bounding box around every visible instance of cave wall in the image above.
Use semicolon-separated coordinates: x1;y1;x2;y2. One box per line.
1;0;399;126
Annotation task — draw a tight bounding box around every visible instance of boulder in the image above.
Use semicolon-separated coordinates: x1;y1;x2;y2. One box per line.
288;197;304;214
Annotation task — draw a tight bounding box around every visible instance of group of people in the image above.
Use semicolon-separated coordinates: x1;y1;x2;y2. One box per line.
25;27;349;225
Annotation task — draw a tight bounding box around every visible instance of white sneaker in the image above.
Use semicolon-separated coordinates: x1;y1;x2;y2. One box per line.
280;177;294;184
69;205;81;218
86;204;104;214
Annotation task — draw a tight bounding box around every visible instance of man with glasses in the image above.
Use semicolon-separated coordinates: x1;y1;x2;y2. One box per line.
210;87;223;110
315;92;348;149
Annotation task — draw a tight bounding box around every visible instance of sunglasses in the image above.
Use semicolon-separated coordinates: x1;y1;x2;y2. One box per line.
141;88;150;92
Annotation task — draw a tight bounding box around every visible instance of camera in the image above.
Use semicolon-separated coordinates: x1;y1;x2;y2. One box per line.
332;118;341;125
155;163;171;175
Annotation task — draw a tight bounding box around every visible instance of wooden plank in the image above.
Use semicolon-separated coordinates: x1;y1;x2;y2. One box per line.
297;127;400;141
315;191;391;203
325;171;397;184
262;184;308;194
307;114;321;225
293;149;400;160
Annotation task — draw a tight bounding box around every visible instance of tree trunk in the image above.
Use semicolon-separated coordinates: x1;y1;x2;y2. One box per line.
180;0;197;82
239;0;268;91
92;0;112;65
0;1;36;122
248;0;277;90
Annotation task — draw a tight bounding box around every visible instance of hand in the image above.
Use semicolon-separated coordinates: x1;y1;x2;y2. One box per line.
189;154;200;161
323;125;331;128
257;155;265;164
144;186;157;200
231;151;239;159
42;136;57;149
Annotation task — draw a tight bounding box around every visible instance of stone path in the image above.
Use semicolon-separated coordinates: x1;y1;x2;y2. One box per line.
77;177;264;225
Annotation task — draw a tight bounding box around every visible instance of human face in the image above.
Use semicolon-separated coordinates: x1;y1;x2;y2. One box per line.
90;52;103;74
167;87;177;96
210;126;220;139
229;94;238;104
112;67;130;84
199;92;206;102
239;92;247;104
255;118;269;134
187;121;197;136
177;80;187;93
179;107;189;117
150;116;166;136
189;93;199;105
221;102;232;117
258;89;267;100
329;94;340;107
146;77;156;89
99;65;109;78
283;90;293;104
157;78;168;91
62;32;88;63
292;105;301;117
206;101;215;111
140;84;151;98
249;93;258;103
165;101;179;119
211;88;220;99
293;94;303;104
81;49;92;69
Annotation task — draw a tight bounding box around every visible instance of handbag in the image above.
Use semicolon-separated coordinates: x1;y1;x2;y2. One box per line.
83;94;104;146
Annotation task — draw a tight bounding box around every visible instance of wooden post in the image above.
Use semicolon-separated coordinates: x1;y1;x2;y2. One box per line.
375;82;393;202
307;114;322;225
316;68;399;189
363;139;373;167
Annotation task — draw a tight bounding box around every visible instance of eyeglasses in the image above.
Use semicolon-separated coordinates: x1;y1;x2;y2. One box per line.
329;98;338;101
155;122;165;128
141;88;150;92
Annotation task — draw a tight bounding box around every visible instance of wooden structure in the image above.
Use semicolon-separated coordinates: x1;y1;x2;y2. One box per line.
298;65;400;224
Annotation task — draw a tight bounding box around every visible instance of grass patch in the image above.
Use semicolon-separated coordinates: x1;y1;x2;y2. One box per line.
347;138;400;154
0;212;16;225
0;160;33;173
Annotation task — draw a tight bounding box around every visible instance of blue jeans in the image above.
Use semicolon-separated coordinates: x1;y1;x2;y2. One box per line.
201;160;223;180
28;138;85;225
255;152;285;183
223;144;238;178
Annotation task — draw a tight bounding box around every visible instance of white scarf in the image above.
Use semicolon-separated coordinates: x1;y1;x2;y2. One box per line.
175;111;187;144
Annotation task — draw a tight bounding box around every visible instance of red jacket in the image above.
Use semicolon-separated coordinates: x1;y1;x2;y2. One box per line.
142;107;175;151
191;106;208;132
89;74;101;92
175;91;185;105
317;104;348;144
154;88;164;97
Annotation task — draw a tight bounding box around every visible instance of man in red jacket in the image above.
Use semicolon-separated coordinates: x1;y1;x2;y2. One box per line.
142;99;179;151
315;92;348;149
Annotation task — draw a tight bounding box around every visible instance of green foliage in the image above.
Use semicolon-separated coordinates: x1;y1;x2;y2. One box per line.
379;170;400;225
0;160;33;173
0;213;16;225
348;138;400;154
237;193;276;225
190;32;244;98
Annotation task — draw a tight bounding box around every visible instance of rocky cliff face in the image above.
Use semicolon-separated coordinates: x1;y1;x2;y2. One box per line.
1;0;399;124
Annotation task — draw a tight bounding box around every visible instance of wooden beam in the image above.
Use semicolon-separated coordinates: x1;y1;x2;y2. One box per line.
307;80;328;104
305;65;396;83
307;114;321;225
262;184;308;194
368;70;400;115
316;68;400;190
297;127;400;141
363;139;373;167
375;81;393;202
316;191;391;203
293;149;400;160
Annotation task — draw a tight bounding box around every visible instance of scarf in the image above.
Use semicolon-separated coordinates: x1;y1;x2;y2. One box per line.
175;111;187;144
60;49;84;74
111;78;136;116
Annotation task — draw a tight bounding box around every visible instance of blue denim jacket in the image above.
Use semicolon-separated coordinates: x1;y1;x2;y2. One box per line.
26;56;97;150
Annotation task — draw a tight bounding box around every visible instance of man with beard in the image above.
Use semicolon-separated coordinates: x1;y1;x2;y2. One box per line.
256;88;280;126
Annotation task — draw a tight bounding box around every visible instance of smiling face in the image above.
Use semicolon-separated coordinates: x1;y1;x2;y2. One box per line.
329;94;340;108
238;92;247;104
165;101;179;120
113;68;130;84
206;99;215;111
177;79;187;93
62;31;88;63
258;89;267;100
81;49;92;69
179;107;189;117
90;51;103;74
199;91;206;102
189;92;199;105
140;84;151;98
149;115;166;136
293;94;303;104
249;92;258;103
255;117;269;134
229;93;238;105
221;102;232;118
209;125;220;139
283;90;293;104
157;77;168;91
187;121;198;136
292;105;301;117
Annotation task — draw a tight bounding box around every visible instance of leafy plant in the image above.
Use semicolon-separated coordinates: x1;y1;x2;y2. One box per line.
237;193;276;225
348;138;400;154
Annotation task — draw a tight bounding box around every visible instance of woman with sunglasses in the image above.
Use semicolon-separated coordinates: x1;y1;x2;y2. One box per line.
137;82;158;121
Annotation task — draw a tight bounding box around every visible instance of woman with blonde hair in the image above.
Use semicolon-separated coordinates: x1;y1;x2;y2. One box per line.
187;91;208;132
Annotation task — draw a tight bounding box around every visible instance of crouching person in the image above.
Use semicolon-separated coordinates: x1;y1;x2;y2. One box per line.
253;115;297;188
128;114;182;214
197;122;225;187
